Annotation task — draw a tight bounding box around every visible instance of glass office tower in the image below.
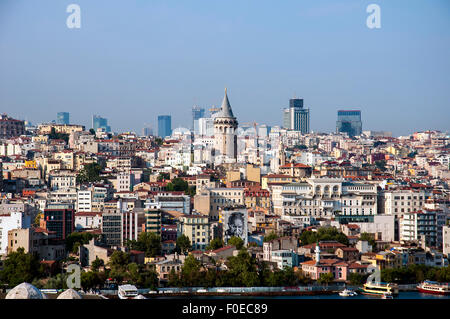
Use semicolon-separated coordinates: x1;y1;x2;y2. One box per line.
158;115;172;138
282;98;310;134
192;106;205;131
92;115;111;132
336;110;362;137
57;112;69;125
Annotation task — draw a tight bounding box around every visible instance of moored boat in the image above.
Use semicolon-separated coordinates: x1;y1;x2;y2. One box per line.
417;281;450;295
118;285;138;299
360;282;399;296
339;288;357;297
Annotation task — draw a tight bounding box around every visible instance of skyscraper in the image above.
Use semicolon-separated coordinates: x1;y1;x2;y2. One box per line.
336;110;362;137
192;105;205;131
158;115;172;138
282;98;310;134
56;112;69;125
92;115;111;132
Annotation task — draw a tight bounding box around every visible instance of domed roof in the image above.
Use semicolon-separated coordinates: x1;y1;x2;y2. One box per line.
5;282;47;299
57;288;83;299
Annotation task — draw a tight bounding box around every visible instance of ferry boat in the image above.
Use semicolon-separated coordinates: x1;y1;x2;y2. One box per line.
417;281;450;295
360;282;399;296
118;285;138;299
339;288;357;297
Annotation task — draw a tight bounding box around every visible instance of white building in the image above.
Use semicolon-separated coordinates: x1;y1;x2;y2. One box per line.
0;212;32;255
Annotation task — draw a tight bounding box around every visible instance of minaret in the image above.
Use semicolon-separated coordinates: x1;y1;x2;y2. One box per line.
314;243;321;265
214;88;238;159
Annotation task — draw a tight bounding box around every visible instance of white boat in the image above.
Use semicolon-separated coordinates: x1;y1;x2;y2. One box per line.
118;285;138;299
339;288;357;297
382;292;394;299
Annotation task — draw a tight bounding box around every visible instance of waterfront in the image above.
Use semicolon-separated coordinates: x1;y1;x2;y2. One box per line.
151;291;450;300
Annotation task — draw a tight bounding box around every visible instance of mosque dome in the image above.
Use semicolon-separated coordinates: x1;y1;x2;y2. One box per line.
57;288;83;299
5;282;47;299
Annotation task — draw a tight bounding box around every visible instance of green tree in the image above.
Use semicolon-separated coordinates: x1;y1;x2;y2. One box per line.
226;248;259;287
317;273;334;285
263;231;278;242
206;238;223;251
157;172;170;181
168;268;181;287
65;232;94;254
180;255;203;286
91;257;105;272
176;235;192;255
359;233;376;250
166;178;189;192
0;248;44;287
47;127;69;143
299;227;349;246
128;232;162;257
228;236;244;250
76;163;103;184
348;272;367;285
89;128;96;135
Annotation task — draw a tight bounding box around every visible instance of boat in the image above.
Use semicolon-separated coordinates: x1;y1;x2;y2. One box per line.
417;281;450;295
339;288;357;297
360;282;399;296
118;285;138;299
381;292;394;299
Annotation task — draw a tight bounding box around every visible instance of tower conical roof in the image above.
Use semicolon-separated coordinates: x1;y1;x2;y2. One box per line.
219;88;234;118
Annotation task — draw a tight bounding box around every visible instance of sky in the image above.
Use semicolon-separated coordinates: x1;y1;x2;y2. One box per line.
0;0;449;137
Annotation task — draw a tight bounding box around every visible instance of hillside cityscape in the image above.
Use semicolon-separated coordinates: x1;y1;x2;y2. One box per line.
0;90;449;299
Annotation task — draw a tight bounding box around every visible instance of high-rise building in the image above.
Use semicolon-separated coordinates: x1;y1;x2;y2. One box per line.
142;126;153;136
336;110;362;137
158;115;172;138
56;112;70;125
92;115;111;132
42;204;75;240
282;99;310;134
192;106;205;131
214;88;238;159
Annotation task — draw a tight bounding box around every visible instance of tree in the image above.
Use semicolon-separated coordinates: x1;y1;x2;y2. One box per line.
89;128;95;135
375;160;387;171
65;232;94;254
206;238;223;251
299;227;349;246
47;127;69;143
317;273;334;285
157;172;170;181
180;255;203;286
91;257;105;272
138;232;162;257
263;231;278;242
0;248;44;287
226;248;259;287
166;178;189;192
348;272;367;285
228;236;244;250
76;163;103;184
176;235;192;255
359;233;376;251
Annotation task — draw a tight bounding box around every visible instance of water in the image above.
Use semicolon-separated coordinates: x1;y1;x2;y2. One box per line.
153;292;450;300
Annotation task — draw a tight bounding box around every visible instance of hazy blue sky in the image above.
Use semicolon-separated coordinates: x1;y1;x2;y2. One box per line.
1;0;449;136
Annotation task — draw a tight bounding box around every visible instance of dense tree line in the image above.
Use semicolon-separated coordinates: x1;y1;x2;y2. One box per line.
299;227;349;246
381;264;450;284
167;249;312;288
